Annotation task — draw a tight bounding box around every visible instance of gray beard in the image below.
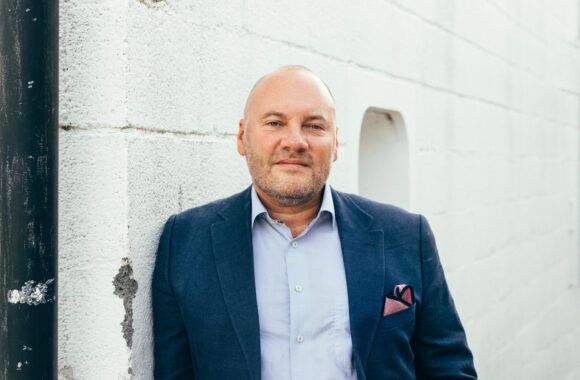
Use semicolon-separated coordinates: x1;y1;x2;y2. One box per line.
254;180;320;207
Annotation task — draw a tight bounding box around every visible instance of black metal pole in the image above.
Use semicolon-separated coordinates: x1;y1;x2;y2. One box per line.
0;0;58;379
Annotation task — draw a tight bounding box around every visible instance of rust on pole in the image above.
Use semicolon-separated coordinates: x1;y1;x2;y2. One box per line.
0;0;58;378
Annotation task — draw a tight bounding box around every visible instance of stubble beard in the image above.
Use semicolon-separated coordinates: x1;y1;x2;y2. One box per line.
246;150;330;207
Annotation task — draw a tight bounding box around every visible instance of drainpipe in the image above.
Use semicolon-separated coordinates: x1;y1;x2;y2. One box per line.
0;0;58;379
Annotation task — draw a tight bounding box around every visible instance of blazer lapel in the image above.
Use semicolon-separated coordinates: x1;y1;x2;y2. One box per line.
211;188;261;380
332;189;385;370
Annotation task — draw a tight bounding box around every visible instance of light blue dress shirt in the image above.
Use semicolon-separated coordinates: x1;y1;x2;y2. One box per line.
251;185;357;380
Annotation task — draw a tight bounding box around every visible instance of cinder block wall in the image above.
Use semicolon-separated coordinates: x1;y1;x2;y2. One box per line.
58;1;580;379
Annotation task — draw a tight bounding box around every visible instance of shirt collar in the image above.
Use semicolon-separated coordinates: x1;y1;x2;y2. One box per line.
251;184;336;230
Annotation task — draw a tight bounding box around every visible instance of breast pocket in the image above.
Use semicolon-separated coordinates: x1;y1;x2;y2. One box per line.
366;304;417;379
377;303;416;334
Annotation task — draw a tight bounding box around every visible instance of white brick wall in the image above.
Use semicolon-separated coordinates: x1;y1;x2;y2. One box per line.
59;1;580;379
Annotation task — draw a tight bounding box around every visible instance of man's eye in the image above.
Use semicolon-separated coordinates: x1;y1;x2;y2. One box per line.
309;124;322;130
268;121;280;127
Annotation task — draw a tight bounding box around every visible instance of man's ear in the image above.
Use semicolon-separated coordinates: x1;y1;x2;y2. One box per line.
237;119;246;156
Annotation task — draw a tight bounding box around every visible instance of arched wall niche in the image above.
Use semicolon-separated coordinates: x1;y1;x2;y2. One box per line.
358;107;409;209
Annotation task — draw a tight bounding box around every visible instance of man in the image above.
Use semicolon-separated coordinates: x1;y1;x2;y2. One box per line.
152;65;477;380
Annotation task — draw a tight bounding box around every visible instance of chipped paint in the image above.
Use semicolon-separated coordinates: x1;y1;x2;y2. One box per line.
59;365;75;380
113;258;138;348
7;279;55;305
138;0;165;6
15;361;28;371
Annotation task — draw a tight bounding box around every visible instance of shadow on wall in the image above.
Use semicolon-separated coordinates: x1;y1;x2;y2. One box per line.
358;107;409;209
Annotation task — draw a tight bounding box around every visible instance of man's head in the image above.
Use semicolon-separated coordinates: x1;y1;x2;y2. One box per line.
237;65;338;207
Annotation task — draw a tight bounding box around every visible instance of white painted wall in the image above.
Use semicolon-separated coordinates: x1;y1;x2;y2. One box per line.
58;0;580;379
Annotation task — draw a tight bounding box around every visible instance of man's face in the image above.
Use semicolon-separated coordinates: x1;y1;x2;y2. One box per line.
237;69;338;207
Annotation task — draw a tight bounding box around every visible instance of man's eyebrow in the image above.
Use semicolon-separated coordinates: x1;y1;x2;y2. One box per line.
261;111;286;119
304;114;329;123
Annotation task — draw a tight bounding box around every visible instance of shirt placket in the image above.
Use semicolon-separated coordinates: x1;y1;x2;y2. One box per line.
285;234;312;380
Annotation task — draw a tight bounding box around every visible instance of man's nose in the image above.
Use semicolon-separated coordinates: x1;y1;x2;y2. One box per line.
281;123;308;151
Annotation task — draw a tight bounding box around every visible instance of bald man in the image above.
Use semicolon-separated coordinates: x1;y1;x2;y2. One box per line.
152;66;477;380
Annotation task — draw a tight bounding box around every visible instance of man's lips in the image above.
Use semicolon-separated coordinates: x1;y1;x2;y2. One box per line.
275;159;309;168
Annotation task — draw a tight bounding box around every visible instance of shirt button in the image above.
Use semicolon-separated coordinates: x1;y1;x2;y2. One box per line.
291;241;298;248
296;335;304;343
295;285;303;292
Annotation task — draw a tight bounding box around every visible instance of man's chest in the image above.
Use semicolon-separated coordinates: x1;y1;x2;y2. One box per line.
252;215;356;380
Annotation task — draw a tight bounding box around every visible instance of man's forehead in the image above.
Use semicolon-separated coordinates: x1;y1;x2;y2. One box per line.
249;97;335;122
244;67;335;117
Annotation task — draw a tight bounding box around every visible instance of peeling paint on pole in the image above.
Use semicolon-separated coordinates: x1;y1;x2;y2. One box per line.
7;279;55;305
113;257;138;348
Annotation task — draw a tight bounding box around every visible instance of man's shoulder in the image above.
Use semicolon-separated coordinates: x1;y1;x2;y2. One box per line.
331;188;421;228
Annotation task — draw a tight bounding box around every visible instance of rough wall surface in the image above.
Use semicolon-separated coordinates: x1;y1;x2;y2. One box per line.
58;0;580;379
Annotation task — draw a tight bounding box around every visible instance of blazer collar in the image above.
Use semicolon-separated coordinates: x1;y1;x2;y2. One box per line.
332;189;385;370
211;187;261;380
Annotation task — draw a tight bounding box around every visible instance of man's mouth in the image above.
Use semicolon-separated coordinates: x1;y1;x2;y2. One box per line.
275;159;309;168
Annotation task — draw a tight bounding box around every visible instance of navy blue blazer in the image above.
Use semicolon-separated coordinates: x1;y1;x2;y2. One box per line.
152;187;477;379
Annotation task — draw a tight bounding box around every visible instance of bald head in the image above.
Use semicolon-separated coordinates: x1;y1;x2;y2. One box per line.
243;65;335;119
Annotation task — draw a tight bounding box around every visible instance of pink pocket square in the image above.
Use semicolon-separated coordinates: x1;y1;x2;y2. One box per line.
383;284;415;316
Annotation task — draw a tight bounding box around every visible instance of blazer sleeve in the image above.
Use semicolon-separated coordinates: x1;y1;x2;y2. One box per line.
412;215;477;379
152;215;195;379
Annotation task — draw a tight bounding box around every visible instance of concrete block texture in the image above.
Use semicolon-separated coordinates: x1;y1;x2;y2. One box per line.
58;130;131;379
59;0;128;129
59;0;580;378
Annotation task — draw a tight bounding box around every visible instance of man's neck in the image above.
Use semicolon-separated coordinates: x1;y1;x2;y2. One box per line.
254;186;323;238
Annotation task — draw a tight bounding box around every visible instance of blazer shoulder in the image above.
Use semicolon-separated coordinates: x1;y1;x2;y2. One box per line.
332;189;421;229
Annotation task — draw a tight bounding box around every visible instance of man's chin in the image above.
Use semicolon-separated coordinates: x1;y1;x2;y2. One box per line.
269;193;316;207
260;184;320;206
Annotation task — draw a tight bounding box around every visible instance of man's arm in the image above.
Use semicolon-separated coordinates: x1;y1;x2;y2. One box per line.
152;215;194;379
412;215;477;379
